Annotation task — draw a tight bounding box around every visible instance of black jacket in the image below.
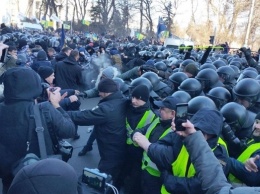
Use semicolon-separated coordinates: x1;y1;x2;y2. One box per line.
0;67;76;180
68;91;127;171
55;56;83;90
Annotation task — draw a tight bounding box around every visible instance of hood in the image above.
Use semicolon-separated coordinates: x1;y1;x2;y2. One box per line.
55;52;68;61
3;67;42;103
8;158;78;194
63;55;78;66
191;108;223;138
37;50;47;61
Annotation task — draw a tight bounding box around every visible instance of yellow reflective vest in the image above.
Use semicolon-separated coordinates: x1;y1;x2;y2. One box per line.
161;138;228;194
229;140;260;183
141;117;172;177
126;110;155;145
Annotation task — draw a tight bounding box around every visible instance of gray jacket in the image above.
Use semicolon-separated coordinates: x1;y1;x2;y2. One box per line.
184;131;260;194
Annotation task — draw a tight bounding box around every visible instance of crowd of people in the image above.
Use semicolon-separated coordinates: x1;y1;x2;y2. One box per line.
0;22;260;194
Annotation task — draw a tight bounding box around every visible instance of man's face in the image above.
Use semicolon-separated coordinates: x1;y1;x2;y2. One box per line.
159;107;174;121
45;73;55;85
236;98;250;108
131;97;145;108
48;50;54;57
253;119;260;137
99;92;110;99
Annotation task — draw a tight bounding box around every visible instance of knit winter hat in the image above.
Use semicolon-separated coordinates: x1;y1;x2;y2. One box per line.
255;113;260;120
38;66;54;79
98;78;118;93
102;66;115;79
131;85;150;102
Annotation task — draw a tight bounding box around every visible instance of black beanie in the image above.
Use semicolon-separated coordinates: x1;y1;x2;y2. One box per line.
255;113;260;120
38;66;54;79
98;78;118;93
131;85;150;102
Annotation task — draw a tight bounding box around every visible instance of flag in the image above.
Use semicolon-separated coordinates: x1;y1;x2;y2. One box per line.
50;14;62;23
63;21;71;29
135;32;145;40
157;16;167;39
60;24;65;49
82;20;91;26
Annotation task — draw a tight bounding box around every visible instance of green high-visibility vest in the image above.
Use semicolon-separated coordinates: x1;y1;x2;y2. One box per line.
229;140;260;183
141;118;172;177
126;110;155;145
161;138;228;194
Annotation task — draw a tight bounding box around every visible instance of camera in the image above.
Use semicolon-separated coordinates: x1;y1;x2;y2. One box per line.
222;122;240;145
82;168;112;193
175;103;188;131
58;140;73;162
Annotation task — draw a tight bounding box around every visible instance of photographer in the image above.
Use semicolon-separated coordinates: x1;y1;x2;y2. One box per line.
0;67;76;193
4;46;18;70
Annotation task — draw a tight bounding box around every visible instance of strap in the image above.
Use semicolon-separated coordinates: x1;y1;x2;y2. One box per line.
41;107;60;154
33;104;47;159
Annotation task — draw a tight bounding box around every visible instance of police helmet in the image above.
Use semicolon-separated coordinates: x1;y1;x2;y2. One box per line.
220;102;247;131
154;51;165;59
195;68;219;91
141;72;160;89
130;77;153;93
207;87;231;110
179;59;195;72
237;70;258;82
200;63;217;71
216;66;236;84
154;61;167;71
171;91;191;103
178;78;202;98
113;77;129;94
169;72;188;90
212;60;226;69
233;78;260;105
229;61;242;70
229;65;241;80
188;96;217;116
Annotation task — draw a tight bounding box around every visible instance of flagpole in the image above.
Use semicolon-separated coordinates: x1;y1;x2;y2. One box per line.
70;20;72;35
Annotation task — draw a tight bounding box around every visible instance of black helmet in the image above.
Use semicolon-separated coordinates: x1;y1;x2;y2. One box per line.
216;66;236;84
243;67;258;73
220;102;247;131
143;51;153;61
212;60;226;69
229;61;242;70
207;87;231;110
113;77;129;94
170;59;183;69
237;70;258;82
188;96;216;116
171;91;191;103
130;77;153;93
229;65;241;80
169;72;188;90
233;78;260;106
154;51;165;59
154;61;167;71
200;63;217;71
195;68;219;92
178;78;202;98
141;72;160;89
179;59;195;72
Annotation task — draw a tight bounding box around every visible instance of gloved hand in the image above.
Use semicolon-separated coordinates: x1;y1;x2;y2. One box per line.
239;47;247;53
187;45;193;52
140;65;158;74
77;92;87;98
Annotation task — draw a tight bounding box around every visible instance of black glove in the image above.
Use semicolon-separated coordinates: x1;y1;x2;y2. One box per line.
77;92;87;98
187;45;193;52
140;65;158;73
239;47;247;53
